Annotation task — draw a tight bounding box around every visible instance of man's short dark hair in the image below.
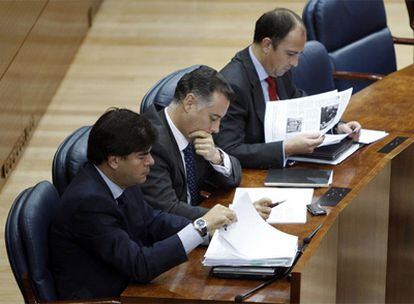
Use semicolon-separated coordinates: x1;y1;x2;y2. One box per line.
173;65;235;106
87;108;157;165
253;8;304;49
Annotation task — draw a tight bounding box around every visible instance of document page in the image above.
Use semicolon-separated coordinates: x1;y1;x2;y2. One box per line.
203;193;298;267
233;187;314;224
264;88;353;143
358;129;389;144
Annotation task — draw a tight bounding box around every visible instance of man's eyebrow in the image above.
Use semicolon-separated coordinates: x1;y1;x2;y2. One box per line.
286;49;303;55
138;149;151;155
210;113;222;119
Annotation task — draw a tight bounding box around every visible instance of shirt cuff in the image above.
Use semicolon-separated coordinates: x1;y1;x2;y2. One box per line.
282;140;287;167
177;223;204;254
210;148;232;177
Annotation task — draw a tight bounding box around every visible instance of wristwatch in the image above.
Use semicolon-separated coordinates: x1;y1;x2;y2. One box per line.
193;217;208;237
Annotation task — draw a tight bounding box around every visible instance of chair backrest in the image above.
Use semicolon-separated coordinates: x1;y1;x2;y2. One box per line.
5;181;60;303
303;0;396;93
52;126;91;196
291;40;335;95
140;64;202;113
407;0;414;30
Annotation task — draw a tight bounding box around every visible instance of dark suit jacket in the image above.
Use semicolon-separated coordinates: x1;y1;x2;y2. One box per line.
141;106;242;220
50;162;190;300
215;47;306;169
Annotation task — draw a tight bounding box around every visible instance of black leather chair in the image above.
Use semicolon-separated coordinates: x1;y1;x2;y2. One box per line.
407;0;414;31
291;40;335;95
140;64;202;113
52;126;91;196
303;0;414;93
4;181;119;303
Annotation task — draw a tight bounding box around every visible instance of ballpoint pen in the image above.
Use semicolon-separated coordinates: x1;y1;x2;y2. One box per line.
270;199;286;208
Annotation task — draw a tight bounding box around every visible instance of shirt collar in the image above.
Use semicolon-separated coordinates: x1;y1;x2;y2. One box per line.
249;45;269;82
94;165;124;200
164;108;190;152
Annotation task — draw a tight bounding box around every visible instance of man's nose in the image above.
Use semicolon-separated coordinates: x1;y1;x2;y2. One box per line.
210;121;220;134
147;153;155;166
291;55;300;67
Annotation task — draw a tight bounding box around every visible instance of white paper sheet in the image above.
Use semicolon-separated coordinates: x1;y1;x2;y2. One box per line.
233;188;314;224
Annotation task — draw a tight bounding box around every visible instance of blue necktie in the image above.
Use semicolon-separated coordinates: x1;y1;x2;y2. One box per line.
183;143;200;205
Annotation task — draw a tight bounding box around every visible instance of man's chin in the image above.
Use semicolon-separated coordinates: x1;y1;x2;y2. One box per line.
276;69;289;77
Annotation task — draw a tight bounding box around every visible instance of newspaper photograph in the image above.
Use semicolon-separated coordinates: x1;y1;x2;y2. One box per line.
264;88;353;143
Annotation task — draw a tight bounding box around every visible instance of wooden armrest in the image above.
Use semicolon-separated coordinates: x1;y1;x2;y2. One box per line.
333;71;384;81
392;36;414;45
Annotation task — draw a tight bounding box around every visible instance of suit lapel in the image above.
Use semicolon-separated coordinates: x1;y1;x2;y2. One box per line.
158;110;187;180
238;48;266;125
276;77;288;100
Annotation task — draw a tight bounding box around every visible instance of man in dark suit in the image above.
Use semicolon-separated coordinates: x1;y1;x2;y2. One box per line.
50;108;236;300
142;66;272;220
215;8;361;169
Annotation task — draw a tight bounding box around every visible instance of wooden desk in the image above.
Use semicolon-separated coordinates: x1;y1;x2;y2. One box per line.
121;66;414;303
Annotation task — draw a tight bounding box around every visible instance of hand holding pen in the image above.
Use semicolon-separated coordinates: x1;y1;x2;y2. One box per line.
270;199;286;208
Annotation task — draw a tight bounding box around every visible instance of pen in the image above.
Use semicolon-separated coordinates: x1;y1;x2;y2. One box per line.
270;199;286;208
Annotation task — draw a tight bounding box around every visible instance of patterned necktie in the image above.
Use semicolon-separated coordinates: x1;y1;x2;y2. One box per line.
265;76;279;101
183;143;200;205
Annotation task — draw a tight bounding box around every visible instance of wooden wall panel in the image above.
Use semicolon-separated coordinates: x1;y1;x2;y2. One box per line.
0;1;47;78
0;0;101;180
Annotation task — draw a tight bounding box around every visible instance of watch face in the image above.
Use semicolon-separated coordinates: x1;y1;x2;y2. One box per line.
195;218;206;228
194;218;207;237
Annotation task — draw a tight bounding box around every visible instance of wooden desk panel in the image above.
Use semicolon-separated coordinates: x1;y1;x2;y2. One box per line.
343;65;414;133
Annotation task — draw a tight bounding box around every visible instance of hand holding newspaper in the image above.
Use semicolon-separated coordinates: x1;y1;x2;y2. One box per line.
264;88;353;144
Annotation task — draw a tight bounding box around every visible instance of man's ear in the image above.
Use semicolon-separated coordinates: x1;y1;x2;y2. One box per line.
107;155;119;170
261;37;273;55
182;93;197;113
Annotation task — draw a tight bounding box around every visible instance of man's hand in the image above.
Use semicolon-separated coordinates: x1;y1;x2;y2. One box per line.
253;197;272;220
203;204;237;235
337;121;361;141
284;133;324;156
189;130;222;164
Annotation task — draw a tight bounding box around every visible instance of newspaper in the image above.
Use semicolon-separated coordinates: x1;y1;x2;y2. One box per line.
264;88;353;143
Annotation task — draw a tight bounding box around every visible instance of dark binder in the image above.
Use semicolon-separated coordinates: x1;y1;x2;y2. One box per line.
211;266;286;280
294;138;354;161
264;168;333;187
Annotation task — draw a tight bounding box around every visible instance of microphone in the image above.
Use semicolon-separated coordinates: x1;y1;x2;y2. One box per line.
234;224;323;303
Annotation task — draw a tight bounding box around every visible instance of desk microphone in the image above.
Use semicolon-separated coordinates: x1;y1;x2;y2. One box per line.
234;224;323;303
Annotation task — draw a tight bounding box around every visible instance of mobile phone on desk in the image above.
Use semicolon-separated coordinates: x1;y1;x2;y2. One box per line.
306;203;327;216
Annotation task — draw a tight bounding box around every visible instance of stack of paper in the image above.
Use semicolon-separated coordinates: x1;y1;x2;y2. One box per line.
233;188;313;224
203;193;298;267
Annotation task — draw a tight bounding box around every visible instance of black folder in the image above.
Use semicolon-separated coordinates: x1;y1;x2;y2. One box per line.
294;137;354;161
264;168;332;187
211;266;286;280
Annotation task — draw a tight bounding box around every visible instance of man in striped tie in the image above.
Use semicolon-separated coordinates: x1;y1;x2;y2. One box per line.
142;66;273;221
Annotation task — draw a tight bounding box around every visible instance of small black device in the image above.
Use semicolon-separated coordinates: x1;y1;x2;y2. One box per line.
306;203;327;216
317;187;351;206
